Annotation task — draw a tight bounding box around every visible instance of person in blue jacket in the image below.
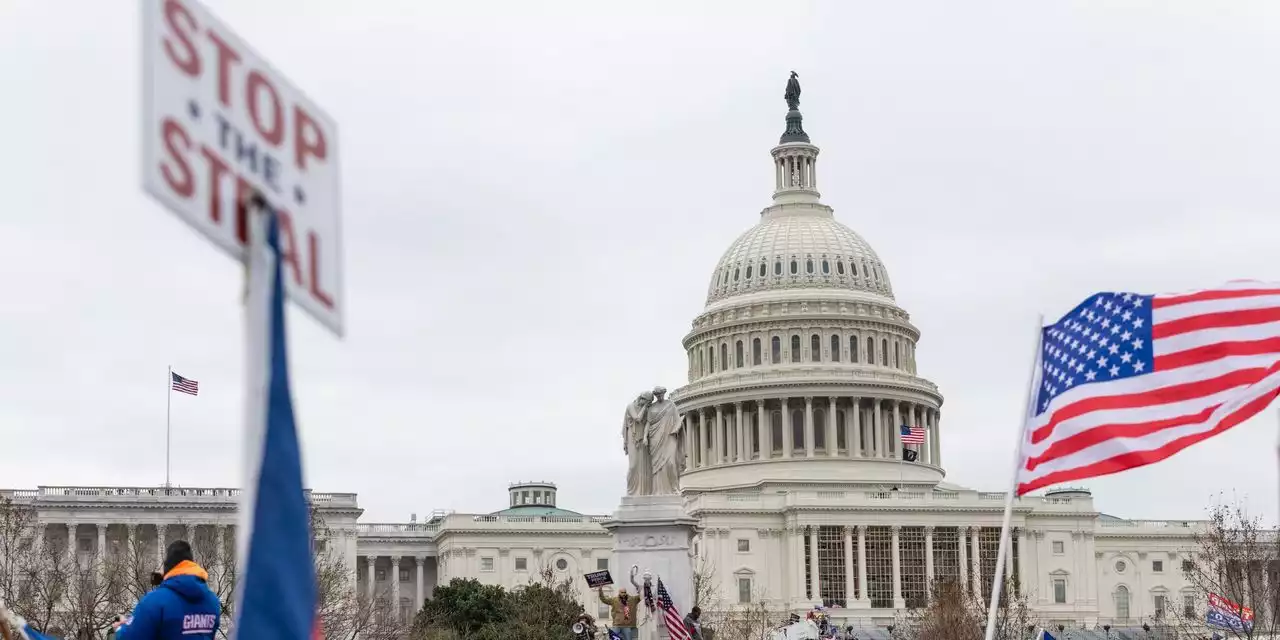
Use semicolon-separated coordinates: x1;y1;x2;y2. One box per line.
114;540;221;639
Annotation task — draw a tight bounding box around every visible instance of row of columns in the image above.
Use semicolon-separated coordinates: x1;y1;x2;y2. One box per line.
362;555;428;612
785;525;1013;608
36;522;228;568
682;398;940;469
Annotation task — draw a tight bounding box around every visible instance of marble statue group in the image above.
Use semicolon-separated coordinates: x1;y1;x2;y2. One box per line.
622;386;683;496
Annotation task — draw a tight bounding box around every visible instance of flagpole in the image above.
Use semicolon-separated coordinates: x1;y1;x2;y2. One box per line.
983;315;1045;640
166;364;172;489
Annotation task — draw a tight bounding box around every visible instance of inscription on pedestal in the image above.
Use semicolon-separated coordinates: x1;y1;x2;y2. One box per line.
620;534;680;549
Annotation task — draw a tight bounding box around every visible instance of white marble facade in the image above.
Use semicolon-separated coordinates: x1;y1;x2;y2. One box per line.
0;79;1210;629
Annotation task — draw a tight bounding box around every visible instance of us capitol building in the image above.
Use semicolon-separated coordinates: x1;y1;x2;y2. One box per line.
2;77;1203;631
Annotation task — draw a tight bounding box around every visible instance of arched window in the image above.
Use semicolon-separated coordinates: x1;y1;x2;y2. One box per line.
837;411;847;450
752;338;762;366
852;261;859;276
837;261;845;275
771;410;783;453
750;414;761;456
791;335;801;363
821;260;830;274
791;409;804;450
774;260;782;276
805;259;814;274
790;260;799;275
881;339;889;365
851;336;859;363
831;335;841;362
771;336;781;363
746;265;753;279
894;342;900;368
814;408;827;451
708;346;715;373
811;334;821;361
867;337;875;364
720;343;728;371
733;268;740;281
696;350;704;376
1116;586;1130;620
760;262;768;278
735;341;744;368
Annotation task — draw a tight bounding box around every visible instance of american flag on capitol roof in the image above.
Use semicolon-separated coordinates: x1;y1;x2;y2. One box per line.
171;371;199;396
900;424;926;445
1015;281;1280;495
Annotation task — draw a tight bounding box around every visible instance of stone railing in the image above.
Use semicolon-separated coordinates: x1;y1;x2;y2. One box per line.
1099;520;1199;529
0;486;358;508
353;513;612;539
357;523;440;535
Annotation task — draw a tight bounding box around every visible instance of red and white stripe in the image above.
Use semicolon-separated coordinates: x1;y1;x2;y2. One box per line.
1016;281;1280;495
902;426;926;444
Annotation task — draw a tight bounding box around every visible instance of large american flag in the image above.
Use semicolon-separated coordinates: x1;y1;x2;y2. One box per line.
1017;282;1280;495
171;372;199;396
655;578;691;640
900;424;926;445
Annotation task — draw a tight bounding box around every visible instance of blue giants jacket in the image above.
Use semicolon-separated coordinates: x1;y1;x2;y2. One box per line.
116;560;222;639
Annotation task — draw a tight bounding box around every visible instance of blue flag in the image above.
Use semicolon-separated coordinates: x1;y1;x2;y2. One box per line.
21;624;59;640
231;206;317;639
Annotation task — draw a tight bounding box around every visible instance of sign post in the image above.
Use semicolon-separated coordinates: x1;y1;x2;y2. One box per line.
142;0;344;337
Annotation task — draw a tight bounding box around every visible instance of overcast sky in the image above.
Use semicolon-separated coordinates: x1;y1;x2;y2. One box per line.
2;1;1279;524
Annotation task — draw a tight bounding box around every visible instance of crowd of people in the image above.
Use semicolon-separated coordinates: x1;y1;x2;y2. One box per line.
0;540;222;640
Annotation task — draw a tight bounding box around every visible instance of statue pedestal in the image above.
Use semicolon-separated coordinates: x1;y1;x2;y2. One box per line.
602;495;699;639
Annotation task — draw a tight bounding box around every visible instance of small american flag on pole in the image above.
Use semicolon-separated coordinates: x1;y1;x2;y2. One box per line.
171;372;199;396
655;578;691;640
1017;282;1280;495
900;424;925;445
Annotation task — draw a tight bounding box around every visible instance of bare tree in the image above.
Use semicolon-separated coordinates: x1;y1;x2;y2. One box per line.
692;555;718;612
896;579;1039;640
1155;500;1280;640
699;585;788;640
309;507;408;640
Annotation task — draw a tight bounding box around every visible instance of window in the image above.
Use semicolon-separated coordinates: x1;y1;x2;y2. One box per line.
1052;541;1064;555
1114;560;1127;573
733;268;739;281
771;336;781;363
811;334;821;361
752;338;762;365
1154;594;1167;619
813;408;826;450
894;342;900;368
821;260;830;274
805;259;814;274
376;569;387;581
1053;579;1067;604
515;557;528;571
1116;586;1130;619
708;346;715;373
1152;560;1164;573
791;409;804;450
881;339;889;365
720;344;728;370
791;335;801;363
737;539;750;553
78;538;92;552
555;558;568;571
866;337;874;364
1182;559;1194;573
837;261;845;275
790;260;798;275
735;341;744;368
1183;594;1195;618
400;568;410;581
831;335;841;362
851;337;859;363
774;260;782;276
481;557;494;572
738;578;752;604
745;265;752;279
759;262;767;278
597;558;609;571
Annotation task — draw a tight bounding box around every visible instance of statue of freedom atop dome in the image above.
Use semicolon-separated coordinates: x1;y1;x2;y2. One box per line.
621;387;682;496
785;71;801;110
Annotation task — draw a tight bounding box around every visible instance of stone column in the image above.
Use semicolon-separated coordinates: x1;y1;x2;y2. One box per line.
65;523;75;563
713;407;724;464
156;524;165;568
803;397;815;457
932;410;942;466
827;397;838;456
782;399;793;458
756;399;768;460
391;557;402;611
891;526;904;608
680;414;691;470
791;527;805;602
1018;529;1033;598
126;524;137;562
808;526;821;603
958;527;969;587
415;556;426;607
856;525;869;604
366;556;377;599
97;523;108;561
735;402;746;462
892;401;902;459
851;398;862;457
843;526;855;604
971;527;983;595
924;527;935;602
871;400;883;457
699;409;710;467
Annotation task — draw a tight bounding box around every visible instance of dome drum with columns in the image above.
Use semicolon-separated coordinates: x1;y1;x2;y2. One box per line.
673;73;944;492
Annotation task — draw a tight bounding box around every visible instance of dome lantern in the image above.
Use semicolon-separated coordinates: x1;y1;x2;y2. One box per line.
771;71;822;207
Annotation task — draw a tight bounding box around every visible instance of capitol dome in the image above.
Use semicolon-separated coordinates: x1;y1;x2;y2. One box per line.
673;73;945;491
